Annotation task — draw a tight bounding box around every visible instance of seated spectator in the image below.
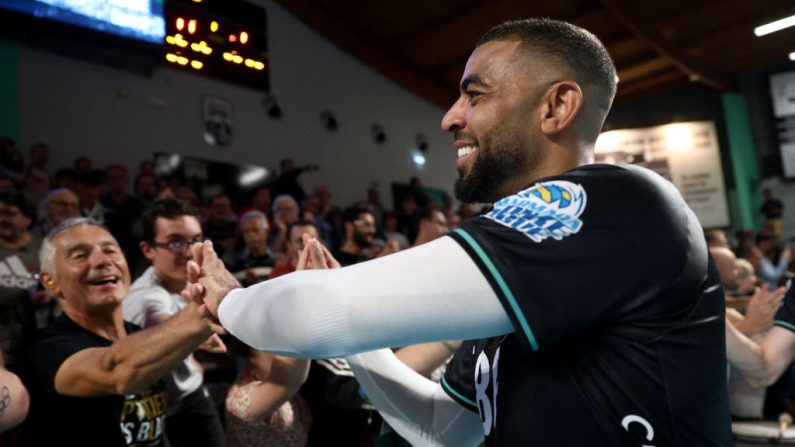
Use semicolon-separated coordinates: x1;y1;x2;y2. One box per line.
76;169;106;223
134;173;159;208
0;350;28;433
238;184;272;220
756;232;791;287
73;156;92;174
53;168;78;191
335;205;378;266
203;194;237;258
412;208;448;247
270;195;300;254
22;143;50;206
0;191;43;370
382;211;409;251
33;188;80;238
225;210;278;286
20;218;217;446
704;228;731;249
102;165;145;266
267;220;318;280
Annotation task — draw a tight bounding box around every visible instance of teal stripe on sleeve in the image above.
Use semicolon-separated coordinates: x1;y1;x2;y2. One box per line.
453;228;539;351
775;320;795;332
441;375;478;409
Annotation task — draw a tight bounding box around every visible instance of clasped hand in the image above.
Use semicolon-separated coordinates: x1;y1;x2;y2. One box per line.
184;234;340;333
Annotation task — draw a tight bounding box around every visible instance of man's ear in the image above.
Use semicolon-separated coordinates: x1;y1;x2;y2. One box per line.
40;272;61;297
140;240;156;261
539;80;583;136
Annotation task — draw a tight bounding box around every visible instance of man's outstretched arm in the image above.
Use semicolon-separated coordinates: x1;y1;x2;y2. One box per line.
346;349;483;447
190;237;514;358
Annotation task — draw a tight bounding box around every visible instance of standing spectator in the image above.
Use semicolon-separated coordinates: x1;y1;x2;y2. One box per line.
22;143;50;206
267;220;318;280
53;168;78;191
273;158;318;205
21;217;217;446
123;199;226;447
102;165;145;267
761;188;784;237
224;210;277;286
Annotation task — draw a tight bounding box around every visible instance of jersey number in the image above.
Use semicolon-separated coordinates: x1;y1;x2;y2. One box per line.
475;347;500;436
621;414;655;447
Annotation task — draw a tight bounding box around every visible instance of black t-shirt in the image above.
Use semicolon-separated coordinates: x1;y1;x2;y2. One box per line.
21;314;168;446
442;164;731;446
774;286;795;332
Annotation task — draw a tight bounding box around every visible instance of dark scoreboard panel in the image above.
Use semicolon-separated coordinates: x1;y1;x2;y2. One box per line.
163;0;269;91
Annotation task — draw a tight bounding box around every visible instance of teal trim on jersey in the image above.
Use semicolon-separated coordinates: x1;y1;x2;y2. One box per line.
453;228;539;351
775;320;795;332
441;375;477;409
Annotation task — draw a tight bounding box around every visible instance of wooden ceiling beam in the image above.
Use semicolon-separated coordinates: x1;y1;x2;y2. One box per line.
598;0;732;91
272;0;455;107
616;56;673;84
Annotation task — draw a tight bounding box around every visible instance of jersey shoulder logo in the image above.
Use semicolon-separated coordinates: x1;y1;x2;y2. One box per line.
485;180;587;243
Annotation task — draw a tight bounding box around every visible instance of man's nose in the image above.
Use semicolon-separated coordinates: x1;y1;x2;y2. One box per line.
441;97;466;132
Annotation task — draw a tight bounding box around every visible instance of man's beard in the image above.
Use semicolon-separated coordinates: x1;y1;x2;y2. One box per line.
353;231;373;248
454;133;535;204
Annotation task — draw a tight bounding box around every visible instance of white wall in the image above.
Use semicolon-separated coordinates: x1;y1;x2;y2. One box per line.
17;0;458;208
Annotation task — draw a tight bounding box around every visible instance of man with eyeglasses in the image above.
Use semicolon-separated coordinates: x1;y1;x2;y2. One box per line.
122;198;226;447
34;188;80;238
335;205;380;267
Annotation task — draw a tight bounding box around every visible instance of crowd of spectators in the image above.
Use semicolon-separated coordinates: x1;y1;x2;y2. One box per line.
0;138;476;447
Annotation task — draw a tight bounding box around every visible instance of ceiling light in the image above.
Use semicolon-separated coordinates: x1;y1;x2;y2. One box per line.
789;52;795;61
755;14;795;37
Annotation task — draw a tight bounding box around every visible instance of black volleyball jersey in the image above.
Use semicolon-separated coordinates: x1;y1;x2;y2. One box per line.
442;164;731;446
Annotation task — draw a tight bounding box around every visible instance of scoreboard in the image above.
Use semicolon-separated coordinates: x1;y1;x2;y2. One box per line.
163;0;269;91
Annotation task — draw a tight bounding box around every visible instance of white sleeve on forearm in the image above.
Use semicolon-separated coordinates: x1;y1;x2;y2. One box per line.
346;349;483;446
218;236;513;358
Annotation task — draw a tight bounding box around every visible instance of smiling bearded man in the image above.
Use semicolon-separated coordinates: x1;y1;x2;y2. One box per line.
188;18;731;446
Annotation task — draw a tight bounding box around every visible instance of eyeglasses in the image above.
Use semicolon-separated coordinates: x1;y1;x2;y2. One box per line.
150;237;205;253
353;220;375;228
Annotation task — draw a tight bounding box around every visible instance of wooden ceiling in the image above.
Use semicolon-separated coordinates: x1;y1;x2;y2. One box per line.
273;0;795;107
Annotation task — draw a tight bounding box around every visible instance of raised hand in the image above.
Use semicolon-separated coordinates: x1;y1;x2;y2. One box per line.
296;234;340;271
186;240;242;321
736;285;787;336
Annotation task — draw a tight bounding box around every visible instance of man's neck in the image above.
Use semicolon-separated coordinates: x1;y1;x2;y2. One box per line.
0;232;31;250
339;240;361;255
155;271;186;295
249;244;268;258
65;306;126;341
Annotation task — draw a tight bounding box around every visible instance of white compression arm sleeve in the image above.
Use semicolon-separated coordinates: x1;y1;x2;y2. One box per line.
346;349;483;446
218;235;514;358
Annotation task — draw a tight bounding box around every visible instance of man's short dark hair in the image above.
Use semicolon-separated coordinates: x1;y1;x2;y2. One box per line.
287;219;317;238
77;169;105;187
141;198;200;243
342;205;373;225
0;189;35;221
477;18;617;111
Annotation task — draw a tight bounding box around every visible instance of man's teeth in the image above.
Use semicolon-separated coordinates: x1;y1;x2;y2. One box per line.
458;146;477;158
